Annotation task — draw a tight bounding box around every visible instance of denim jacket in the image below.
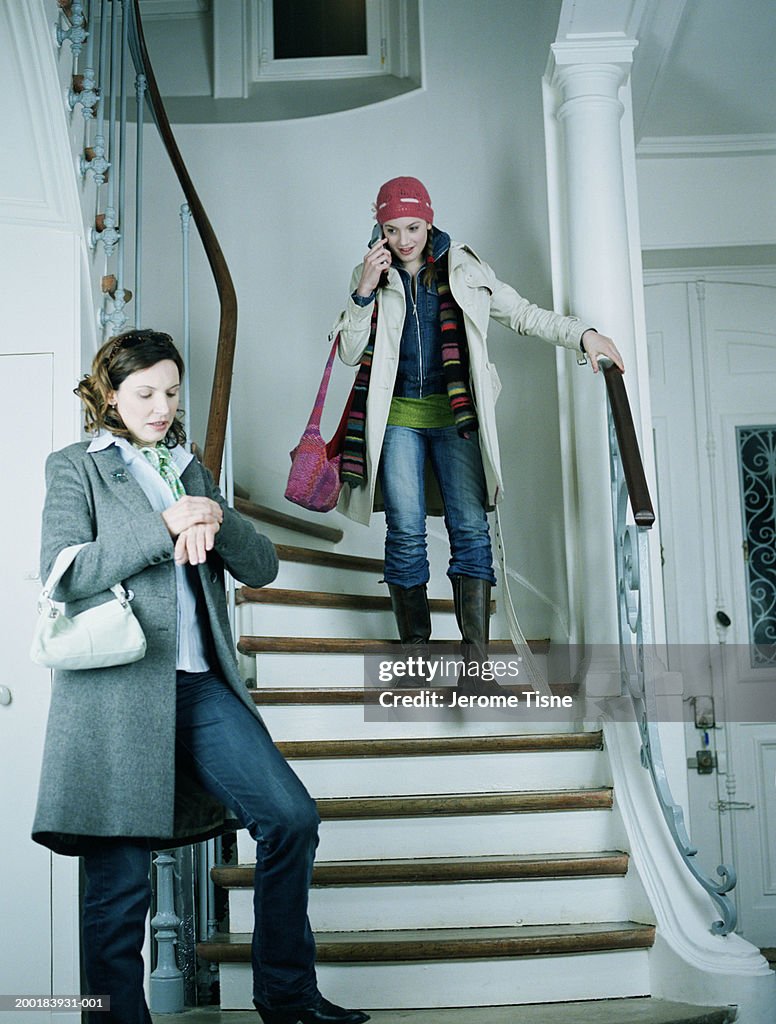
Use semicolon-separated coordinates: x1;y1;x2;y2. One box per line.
336;239;594;525
392;227;451;398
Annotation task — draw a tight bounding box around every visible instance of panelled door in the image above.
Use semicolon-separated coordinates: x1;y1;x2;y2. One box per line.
646;278;776;946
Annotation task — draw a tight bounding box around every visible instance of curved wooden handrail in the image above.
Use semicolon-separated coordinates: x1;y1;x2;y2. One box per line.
128;1;236;479
602;362;655;528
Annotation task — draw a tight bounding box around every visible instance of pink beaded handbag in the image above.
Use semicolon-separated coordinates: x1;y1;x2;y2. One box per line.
285;336;353;513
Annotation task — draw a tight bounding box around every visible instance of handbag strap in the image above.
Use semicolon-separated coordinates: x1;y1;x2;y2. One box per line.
325;381;356;459
40;544;129;609
305;336;340;432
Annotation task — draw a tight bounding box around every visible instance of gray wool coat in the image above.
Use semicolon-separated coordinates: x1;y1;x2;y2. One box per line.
32;441;278;856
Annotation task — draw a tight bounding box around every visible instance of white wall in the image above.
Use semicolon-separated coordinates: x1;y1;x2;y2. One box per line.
138;0;574;639
637;149;776;252
1;1;89;1015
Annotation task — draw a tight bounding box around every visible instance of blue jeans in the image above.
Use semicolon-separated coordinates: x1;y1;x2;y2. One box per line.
81;670;320;1023
378;424;496;588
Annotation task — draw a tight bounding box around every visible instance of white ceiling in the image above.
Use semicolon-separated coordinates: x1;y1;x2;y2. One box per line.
137;0;776;145
632;0;776;142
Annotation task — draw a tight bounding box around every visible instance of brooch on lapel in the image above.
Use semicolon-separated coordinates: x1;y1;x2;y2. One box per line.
111;469;128;482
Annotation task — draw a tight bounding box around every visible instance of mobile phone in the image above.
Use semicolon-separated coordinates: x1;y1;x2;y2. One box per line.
368;223;384;248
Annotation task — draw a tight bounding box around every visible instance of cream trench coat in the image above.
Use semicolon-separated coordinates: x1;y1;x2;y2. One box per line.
331;241;593;526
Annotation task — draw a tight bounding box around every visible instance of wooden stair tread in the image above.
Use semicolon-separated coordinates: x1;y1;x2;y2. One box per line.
251;687;368;705
212;851;629;888
197;920;655;963
249;685;573;705
236;587;494;614
238;636;550;655
275;544;383;573
235;497;344;544
315;788;612;819
275;732;602;758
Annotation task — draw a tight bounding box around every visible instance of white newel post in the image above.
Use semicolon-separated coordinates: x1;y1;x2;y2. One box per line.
544;39;654;657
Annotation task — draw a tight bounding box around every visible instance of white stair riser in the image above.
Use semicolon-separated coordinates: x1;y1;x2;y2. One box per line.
257;704;582;740
264;560;385;595
241;602;467;641
237;809;622;862
218;948;650;1010
247;652;550;688
284;750;609;798
228;874;632;932
242;602;399;640
260;556;451;602
252;652;371;687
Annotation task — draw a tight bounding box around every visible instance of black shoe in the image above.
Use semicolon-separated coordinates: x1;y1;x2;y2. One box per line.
254;995;370;1024
455;673;505;698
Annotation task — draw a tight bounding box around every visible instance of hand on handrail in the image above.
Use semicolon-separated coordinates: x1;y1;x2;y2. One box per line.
581;329;624;374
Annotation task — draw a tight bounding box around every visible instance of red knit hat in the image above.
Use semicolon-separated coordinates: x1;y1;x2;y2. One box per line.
374;176;434;224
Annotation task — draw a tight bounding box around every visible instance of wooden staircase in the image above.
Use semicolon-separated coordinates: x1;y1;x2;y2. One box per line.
194;504;723;1019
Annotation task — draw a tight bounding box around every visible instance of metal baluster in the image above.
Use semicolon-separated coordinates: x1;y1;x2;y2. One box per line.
69;0;99;116
225;406;237;627
150;851;184;1013
134;71;147;326
209;838;219;939
101;0;130;333
82;0;110;184
56;0;88;56
180;202;192;435
92;0;120;258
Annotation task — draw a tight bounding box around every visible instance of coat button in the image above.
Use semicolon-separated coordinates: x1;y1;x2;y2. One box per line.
210;571;218;584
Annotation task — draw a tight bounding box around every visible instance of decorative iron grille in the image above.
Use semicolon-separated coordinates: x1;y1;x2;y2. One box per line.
737;425;776;666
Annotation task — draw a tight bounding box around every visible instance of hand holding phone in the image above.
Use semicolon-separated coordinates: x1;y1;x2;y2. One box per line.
356;232;391;297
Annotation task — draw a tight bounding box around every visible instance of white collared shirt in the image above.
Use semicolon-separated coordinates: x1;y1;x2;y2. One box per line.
87;432;210;671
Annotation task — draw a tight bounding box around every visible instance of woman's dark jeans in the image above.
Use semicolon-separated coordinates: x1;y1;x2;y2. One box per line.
81;670;320;1024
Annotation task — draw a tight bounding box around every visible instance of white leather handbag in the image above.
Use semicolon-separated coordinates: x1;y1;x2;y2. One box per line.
30;544;147;670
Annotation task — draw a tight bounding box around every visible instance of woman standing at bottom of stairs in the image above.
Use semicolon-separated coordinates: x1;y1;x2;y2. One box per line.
31;330;369;1024
331;177;624;688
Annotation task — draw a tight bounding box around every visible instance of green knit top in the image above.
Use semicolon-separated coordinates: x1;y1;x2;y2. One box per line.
386;394;456;428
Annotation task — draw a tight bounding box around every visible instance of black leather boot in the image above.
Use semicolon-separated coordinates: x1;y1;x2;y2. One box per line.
388;583;432;687
386;585;434;688
388;583;431;646
253;995;369;1024
451;575;501;695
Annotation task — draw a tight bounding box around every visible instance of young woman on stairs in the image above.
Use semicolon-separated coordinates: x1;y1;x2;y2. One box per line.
31;330;369;1024
332;177;623;689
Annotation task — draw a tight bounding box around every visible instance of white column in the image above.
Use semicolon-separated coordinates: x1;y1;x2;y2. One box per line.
545;41;649;651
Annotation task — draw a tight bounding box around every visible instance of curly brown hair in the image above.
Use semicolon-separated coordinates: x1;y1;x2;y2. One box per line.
74;329;187;447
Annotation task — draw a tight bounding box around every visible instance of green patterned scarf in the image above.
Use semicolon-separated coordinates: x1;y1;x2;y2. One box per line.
140;443;186;499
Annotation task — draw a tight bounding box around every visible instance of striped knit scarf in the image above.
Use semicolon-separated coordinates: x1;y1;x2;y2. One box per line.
340;304;378;485
340;256;478;487
437;265;478;437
